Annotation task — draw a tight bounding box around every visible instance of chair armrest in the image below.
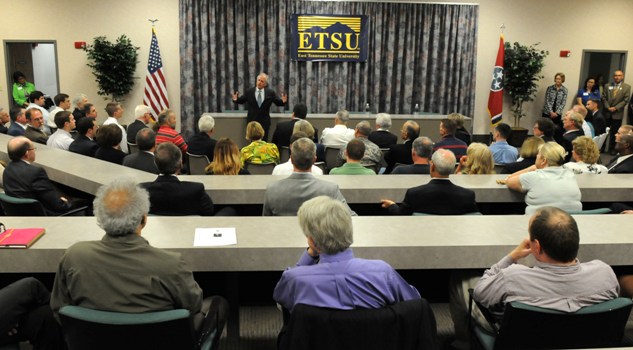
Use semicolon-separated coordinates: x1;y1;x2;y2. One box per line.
468;288;500;334
59;205;89;217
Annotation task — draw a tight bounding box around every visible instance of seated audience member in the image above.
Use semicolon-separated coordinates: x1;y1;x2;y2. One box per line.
503;136;544;174
273;196;420;312
205;138;250;175
187;113;217;162
155;109;188;153
433;118;468;160
320;109;355;148
585;98;606;135
385;120;420;173
330;139;376;175
607;134;633;173
71;93;89;122
473;207;618;321
335;121;382;169
142;143;222;216
392;136;433;174
0;277;64;350
69;117;99;157
506;142;581;214
272;103;314;149
0;107;10;134
3;137;72;214
240;121;280;164
368;112;398;148
126;105;151;144
81;103;97;119
447;112;471;145
381;149;478;215
561;111;585;162
455;142;495;175
48;93;71;131
563;136;607;174
50;178;228;348
488;123;518;164
293;119;325;162
103;102;128;153
272;132;323;175
24;108;48;144
533;118;556;142
46;111;76;151
26;91;50;134
571;104;593;138
263;138;355;216
123;128;159;174
8;106;27;136
95;124;127;165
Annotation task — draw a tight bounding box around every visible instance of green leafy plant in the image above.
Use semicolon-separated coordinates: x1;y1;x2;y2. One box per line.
84;35;139;101
504;42;548;127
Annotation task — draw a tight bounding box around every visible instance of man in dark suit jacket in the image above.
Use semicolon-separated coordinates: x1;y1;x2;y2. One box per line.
3;137;72;214
187;113;217;162
272;103;317;149
381;149;478;215
561;111;585;162
123;128;159;174
586;98;607;135
0;107;9;134
69;117;99;157
232;73;287;141
140;142;215;216
385;120;420;174
7;106;27;136
608;134;633;174
368;113;398;148
126;105;151;144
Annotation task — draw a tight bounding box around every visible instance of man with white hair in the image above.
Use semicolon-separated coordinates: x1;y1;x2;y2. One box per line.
320;110;355;148
187;113;217;162
71;93;89;122
50;178;228;348
126;105;151;144
273;195;420;312
368;112;397;148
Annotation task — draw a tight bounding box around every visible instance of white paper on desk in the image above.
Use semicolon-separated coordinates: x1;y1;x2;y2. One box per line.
194;228;237;246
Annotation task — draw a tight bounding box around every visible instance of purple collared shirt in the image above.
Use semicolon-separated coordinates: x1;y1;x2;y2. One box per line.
273;248;420;312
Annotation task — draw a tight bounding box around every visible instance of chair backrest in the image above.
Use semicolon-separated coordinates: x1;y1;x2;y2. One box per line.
324;147;342;173
493;298;633;349
0;193;47;216
280;146;291;164
313;161;326;173
127;142;139;154
244;162;276;175
593;132;608;150
59;306;197;350
277;299;438;350
566;208;612;215
187;152;211;175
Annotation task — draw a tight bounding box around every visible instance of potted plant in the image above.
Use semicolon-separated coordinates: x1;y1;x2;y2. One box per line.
85;35;139;101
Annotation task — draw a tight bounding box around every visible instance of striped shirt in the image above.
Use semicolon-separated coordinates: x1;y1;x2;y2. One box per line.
156;125;188;153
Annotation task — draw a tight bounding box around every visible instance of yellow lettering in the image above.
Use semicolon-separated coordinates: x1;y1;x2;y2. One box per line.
298;33;312;49
344;33;360;50
314;32;328;49
330;33;342;50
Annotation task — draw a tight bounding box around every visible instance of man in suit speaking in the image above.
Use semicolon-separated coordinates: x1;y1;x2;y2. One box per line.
232;72;287;141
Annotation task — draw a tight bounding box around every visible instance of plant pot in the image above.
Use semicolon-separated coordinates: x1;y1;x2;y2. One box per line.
508;127;528;148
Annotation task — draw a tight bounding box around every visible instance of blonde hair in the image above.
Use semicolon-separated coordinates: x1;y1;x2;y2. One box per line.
572;136;600;164
293;120;315;139
206;138;243;175
462;143;494;174
245;121;264;141
519;137;545;158
446;113;466;128
538;142;566;167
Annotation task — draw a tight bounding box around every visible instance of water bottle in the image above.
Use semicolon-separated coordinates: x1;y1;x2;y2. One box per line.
365;102;370;114
414;103;419;116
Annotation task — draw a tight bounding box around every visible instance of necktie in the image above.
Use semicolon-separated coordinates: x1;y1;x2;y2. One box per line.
257;90;263;107
613;85;618;98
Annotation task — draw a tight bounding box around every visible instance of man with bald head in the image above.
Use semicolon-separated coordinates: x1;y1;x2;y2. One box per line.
607;133;633;173
3;137;71;214
384;120;420;173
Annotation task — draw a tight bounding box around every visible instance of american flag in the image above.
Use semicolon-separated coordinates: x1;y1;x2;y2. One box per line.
143;28;169;122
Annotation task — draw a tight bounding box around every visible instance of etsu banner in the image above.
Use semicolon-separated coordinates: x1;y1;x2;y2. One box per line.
290;14;368;62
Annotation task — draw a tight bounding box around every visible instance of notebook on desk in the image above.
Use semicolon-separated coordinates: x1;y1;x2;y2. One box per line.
0;228;46;248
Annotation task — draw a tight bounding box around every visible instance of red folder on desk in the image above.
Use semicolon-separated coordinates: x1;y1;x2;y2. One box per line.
0;228;46;248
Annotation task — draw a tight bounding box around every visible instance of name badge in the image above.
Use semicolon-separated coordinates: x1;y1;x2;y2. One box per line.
583;92;589;96
609;86;614;90
17;86;23;90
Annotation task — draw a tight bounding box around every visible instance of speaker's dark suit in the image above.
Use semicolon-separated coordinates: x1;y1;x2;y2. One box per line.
69;135;98;157
2;160;70;214
607;156;633;174
233;87;285;140
126;119;148;144
387;178;478;215
271;119;319;149
368;130;398;149
141;175;214;216
384;140;413;174
187;132;217;162
123;151;159;174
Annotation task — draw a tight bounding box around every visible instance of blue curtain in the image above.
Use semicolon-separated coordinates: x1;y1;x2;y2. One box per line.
180;0;478;137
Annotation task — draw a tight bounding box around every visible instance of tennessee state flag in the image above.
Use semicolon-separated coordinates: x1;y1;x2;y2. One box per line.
488;35;504;127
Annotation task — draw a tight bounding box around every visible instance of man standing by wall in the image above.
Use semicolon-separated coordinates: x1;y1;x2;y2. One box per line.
603;70;631;154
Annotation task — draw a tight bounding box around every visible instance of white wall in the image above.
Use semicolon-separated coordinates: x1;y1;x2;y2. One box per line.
0;0;631;134
31;43;58;98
